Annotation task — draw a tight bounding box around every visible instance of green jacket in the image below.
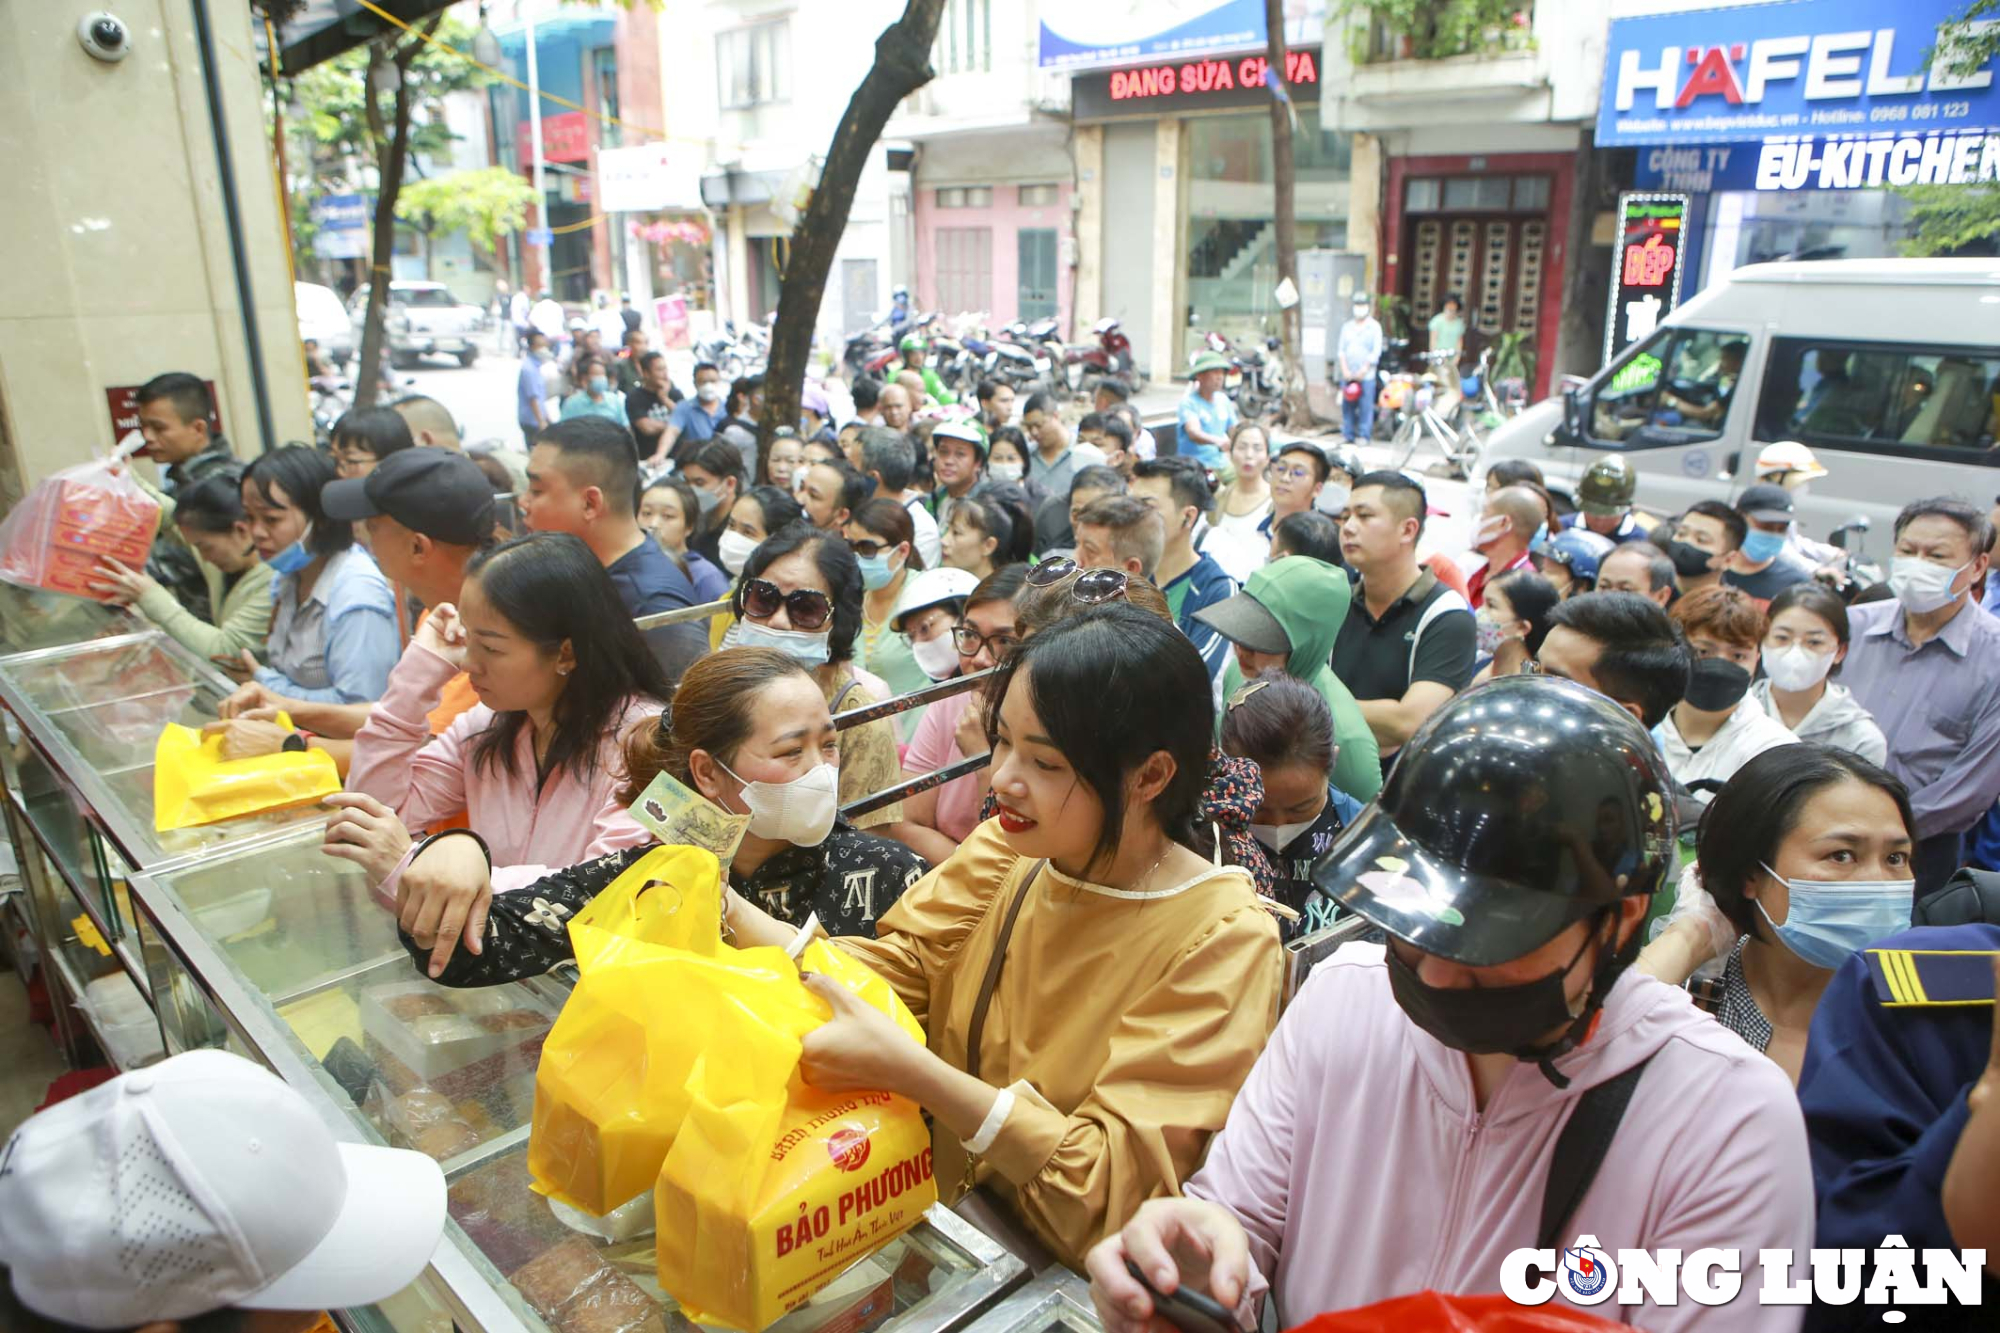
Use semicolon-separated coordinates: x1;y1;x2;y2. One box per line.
919;366;958;407
1219;556;1382;802
134;555;274;661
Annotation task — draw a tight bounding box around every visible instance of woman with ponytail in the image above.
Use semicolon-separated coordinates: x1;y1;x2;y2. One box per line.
723;603;1286;1271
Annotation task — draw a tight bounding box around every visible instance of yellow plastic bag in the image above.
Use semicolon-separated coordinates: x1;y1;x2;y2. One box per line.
653;937;934;1331
152;713;340;831
527;843;727;1216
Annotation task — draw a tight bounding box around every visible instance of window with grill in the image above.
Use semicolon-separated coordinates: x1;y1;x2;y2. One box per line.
1018;183;1059;207
937;0;993;74
717;21;791;109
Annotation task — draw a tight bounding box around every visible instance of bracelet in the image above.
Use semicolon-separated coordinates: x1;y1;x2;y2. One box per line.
412;827;492;874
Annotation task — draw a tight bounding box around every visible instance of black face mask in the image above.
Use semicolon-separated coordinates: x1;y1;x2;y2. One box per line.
1667;539;1717;579
1684;657;1752;713
1385;929;1597;1075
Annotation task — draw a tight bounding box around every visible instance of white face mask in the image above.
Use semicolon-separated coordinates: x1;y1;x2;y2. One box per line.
734;620;833;668
1250;820;1316;853
697;381;724;406
987;462;1024;483
1474;609;1512;657
910;632;961;681
717;758;839;847
1888;556;1969;615
718;528;760;575
1315;484;1351;515
1762;643;1835;693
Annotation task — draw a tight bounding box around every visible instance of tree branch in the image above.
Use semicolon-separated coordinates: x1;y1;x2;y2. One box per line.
754;0;947;481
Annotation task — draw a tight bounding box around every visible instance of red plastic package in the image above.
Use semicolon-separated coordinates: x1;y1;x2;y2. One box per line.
1287;1291;1635;1333
0;458;159;602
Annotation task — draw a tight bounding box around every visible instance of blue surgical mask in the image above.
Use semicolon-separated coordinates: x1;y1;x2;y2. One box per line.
1740;527;1788;564
1755;862;1913;970
589;375;609;396
1532;521;1550;550
267;525;314;576
735;619;832;668
856;552;897;591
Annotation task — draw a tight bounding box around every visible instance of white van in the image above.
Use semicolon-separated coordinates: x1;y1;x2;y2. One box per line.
1476;259;2000;563
294;281;353;368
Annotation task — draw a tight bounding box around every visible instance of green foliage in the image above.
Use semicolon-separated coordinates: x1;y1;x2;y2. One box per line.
1894;2;2000;256
290;14;493;168
1897;183;2000;256
396;167;537;255
1339;0;1533;63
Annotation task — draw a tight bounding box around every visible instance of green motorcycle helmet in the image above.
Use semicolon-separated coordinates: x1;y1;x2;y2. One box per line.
1577;455;1637;518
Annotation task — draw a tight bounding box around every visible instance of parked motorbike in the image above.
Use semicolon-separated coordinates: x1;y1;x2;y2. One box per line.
310;377;349;448
1048;317;1139;398
1821;516;1886;602
1231;336;1288;422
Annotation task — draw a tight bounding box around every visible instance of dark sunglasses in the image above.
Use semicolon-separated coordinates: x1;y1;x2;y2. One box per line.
742;578;833;631
1025;556;1131;606
847;536;896;559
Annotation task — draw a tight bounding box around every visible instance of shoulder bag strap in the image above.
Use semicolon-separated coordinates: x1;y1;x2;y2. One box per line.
964;861;1044;1082
1537;1054;1654;1253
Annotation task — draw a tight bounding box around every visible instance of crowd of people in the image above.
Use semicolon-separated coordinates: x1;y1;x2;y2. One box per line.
36;351;2000;1333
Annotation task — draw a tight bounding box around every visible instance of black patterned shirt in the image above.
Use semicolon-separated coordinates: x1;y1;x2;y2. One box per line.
402;823;929;987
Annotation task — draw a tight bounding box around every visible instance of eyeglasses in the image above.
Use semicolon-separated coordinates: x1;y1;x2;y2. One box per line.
951;623;1022;658
847;537;895;559
1270;464;1319;483
1025;556;1132;606
742;578;833;631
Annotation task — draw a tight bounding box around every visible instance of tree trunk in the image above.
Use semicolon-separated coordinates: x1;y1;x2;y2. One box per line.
755;0;947;482
1265;0;1311;430
352;22;437;407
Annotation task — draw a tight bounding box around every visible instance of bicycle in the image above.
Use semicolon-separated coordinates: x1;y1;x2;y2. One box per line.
1389;350;1485;476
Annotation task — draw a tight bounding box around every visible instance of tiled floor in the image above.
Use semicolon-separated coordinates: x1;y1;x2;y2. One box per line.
0;969;68;1137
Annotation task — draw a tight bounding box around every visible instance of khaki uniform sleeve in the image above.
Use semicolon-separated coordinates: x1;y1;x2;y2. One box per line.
983;903;1283;1266
836;819;1016;1029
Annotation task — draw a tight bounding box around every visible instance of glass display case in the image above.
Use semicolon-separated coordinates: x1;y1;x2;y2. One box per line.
125;829;1029;1333
959;1271;1102;1333
0;625;327;1068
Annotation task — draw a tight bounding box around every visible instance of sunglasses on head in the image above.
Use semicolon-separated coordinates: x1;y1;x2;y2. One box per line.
742;578;833;631
1025;556;1132;606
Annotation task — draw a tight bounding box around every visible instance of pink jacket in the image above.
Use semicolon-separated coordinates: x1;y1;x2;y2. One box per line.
349;641;656;895
1186;944;1813;1333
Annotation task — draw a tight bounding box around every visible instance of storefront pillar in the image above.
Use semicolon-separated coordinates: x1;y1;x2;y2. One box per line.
1349;132;1384;293
1073;125;1105;328
1149;118;1182;382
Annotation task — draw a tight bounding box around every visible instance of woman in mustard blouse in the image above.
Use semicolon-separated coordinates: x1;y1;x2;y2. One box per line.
724;604;1286;1266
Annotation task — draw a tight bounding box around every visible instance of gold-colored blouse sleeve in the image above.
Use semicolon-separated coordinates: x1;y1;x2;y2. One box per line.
837;819;1285;1270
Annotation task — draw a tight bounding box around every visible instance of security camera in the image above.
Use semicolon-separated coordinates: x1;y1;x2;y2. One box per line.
78;12;131;63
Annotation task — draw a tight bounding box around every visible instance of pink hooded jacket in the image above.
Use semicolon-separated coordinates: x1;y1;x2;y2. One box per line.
349;641;656;895
1186;943;1813;1333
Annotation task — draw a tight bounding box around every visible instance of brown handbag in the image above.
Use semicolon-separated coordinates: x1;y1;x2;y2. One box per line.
948;860;1057;1271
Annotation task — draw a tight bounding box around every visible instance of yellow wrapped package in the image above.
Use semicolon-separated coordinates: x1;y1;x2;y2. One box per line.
153;712;340;831
527;844;726;1215
653;938;935;1332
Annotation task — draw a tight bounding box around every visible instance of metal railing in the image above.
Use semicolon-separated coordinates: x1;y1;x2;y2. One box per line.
634;598;732;631
833;666;998;820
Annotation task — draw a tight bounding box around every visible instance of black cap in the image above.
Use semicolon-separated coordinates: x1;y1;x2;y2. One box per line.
1313;675;1676;967
1193;590;1290;655
1735;483;1795;524
321;448;497;547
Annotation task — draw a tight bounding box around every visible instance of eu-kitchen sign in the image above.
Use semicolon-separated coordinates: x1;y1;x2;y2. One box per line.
1597;0;1999;147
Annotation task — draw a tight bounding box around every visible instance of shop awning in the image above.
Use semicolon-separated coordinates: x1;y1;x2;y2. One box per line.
254;0;460;78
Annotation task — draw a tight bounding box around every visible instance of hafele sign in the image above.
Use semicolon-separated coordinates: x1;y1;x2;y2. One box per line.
1072;47;1321;120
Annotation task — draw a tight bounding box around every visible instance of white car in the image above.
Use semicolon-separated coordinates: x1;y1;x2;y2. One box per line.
295;281;353;368
349;281;485;368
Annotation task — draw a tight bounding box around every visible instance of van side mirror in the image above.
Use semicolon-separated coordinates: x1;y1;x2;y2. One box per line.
1559;385;1581;441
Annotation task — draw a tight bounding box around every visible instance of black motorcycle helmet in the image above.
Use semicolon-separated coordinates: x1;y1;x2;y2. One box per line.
1315;675;1676;1082
1316;674;1675;967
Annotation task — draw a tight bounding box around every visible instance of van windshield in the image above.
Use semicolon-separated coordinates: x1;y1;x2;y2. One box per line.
392;288;459;308
1585;326;1745;448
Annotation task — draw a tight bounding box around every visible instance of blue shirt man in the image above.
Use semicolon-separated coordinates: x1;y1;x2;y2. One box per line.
1176;351;1237;470
657;361;725;464
1336;300;1384;445
516;332;552;448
